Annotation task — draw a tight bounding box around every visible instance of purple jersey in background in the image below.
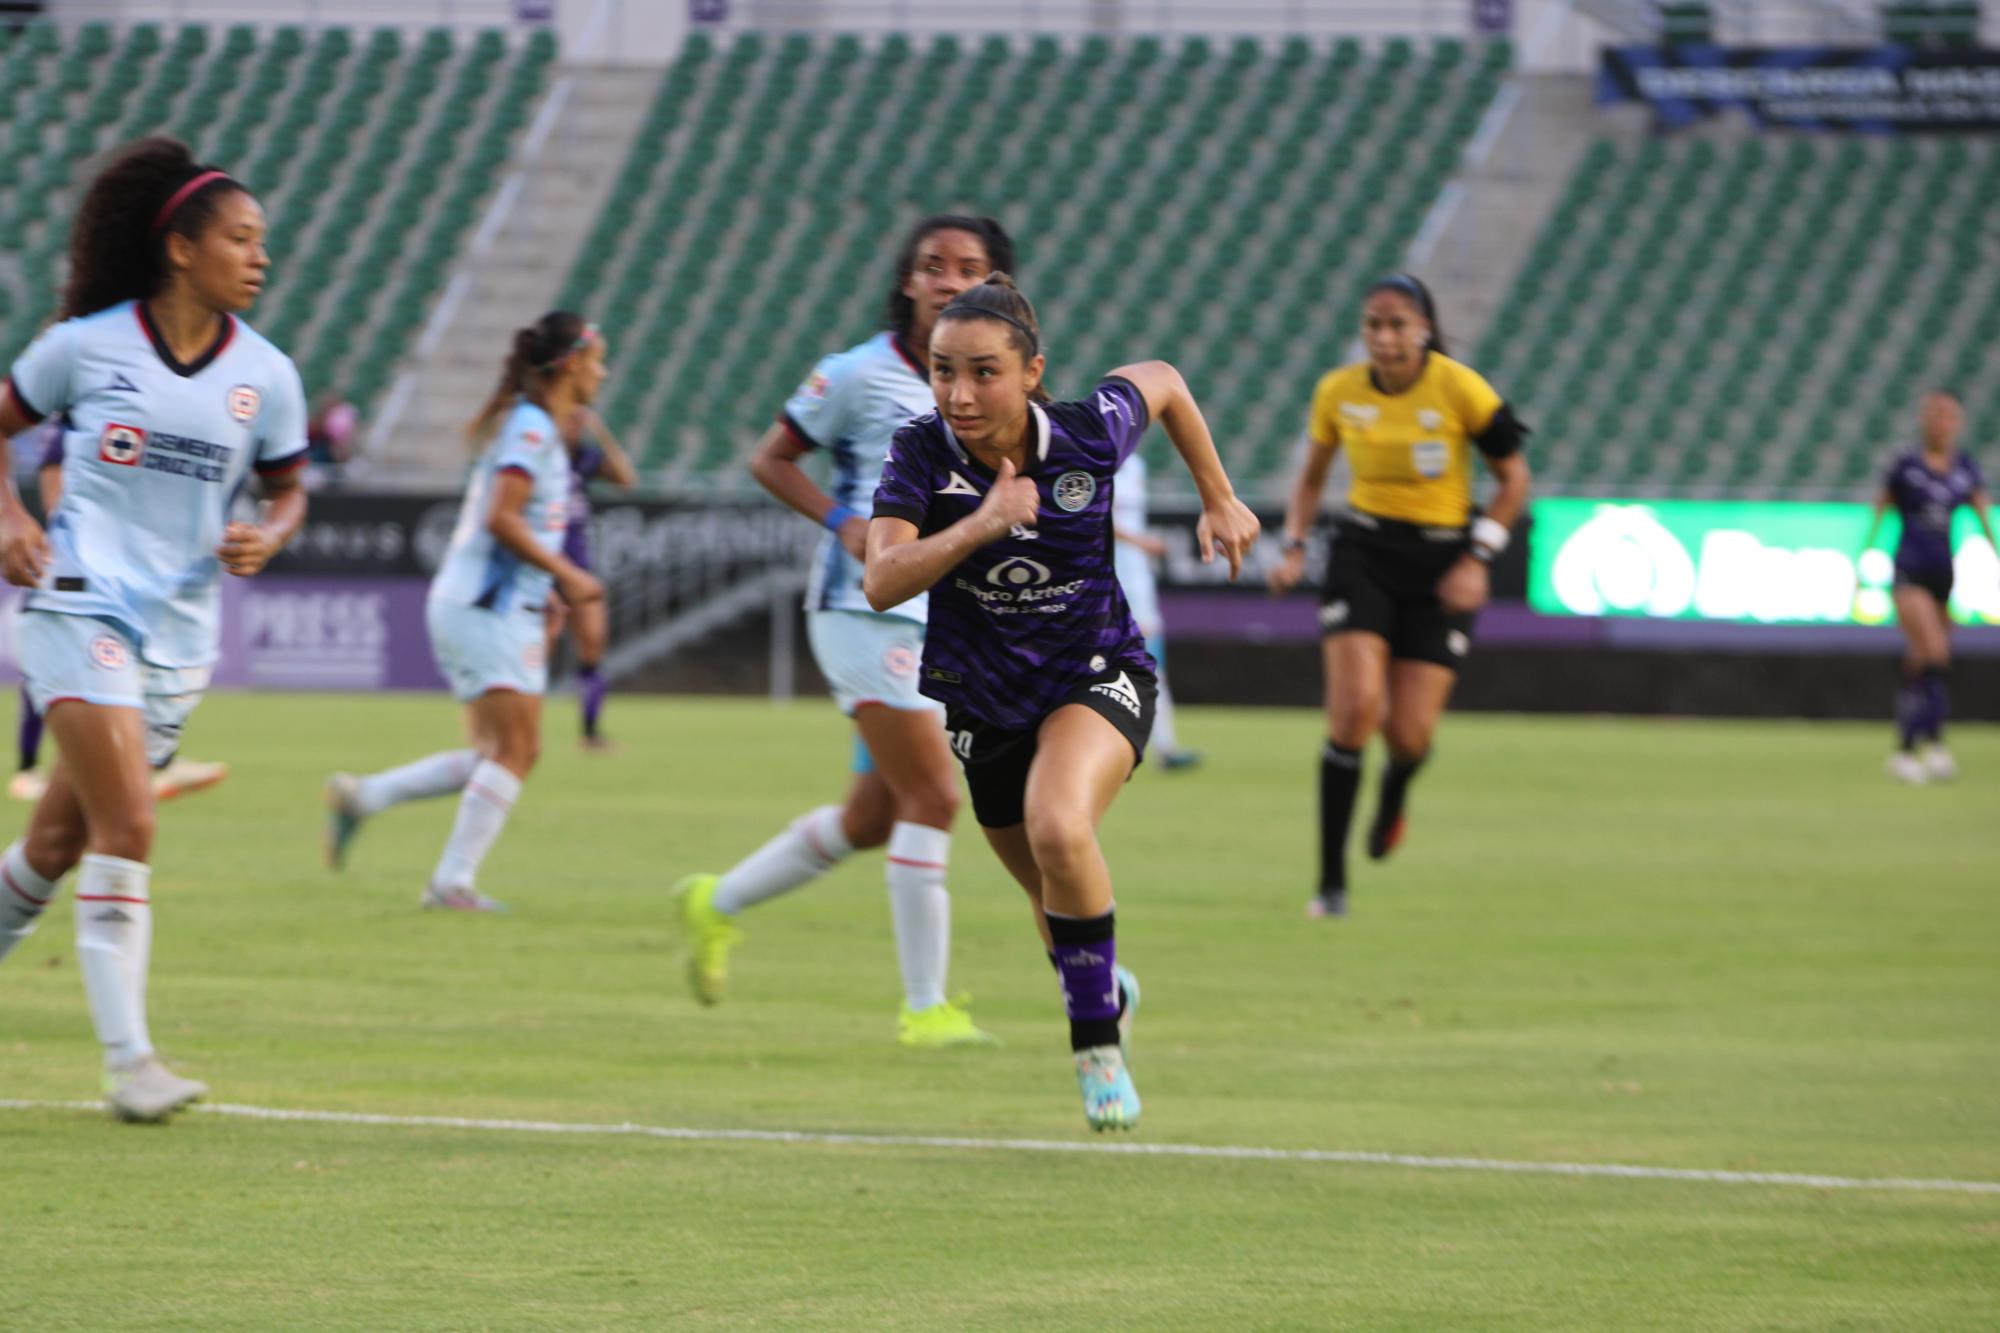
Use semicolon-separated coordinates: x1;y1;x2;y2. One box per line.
874;377;1155;731
1885;448;1983;574
562;441;603;569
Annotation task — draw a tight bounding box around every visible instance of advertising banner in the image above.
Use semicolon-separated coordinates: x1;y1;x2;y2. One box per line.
1528;498;2000;626
1599;45;2000;132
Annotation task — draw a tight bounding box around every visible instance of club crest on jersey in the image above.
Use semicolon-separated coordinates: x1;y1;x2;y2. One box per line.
1053;470;1096;513
883;644;917;678
226;385;261;423
802;371;830;401
89;634;129;671
98;422;146;466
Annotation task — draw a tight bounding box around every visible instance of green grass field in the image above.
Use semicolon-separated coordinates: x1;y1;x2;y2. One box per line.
3;694;1996;1330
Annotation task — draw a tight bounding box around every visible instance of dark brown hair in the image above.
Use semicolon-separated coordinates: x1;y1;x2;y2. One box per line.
465;310;591;447
1365;272;1448;358
885;214;1018;340
935;272;1050;404
63;136;251;320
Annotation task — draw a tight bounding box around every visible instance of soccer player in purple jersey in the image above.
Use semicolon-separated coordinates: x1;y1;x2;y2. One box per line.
866;275;1259;1130
547;405;635;748
1863;388;1995;783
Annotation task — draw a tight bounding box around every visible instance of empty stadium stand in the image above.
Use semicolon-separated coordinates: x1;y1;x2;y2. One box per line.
560;32;1510;489
1478;133;2000;499
0;21;555;416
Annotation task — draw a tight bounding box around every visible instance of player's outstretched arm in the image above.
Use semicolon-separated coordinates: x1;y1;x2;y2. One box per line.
1107;359;1259;580
863;461;1039;611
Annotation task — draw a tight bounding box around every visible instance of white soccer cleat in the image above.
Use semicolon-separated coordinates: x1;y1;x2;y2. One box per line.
7;770;46;803
103;1055;208;1123
153;757;228;802
421;883;507;913
1921;745;1958;782
1886;752;1928;785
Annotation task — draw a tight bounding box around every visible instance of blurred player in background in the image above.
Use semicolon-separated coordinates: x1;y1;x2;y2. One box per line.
867;273;1259;1130
546;404;635;749
1111;449;1199;769
1865;388;1995;783
12;418;229;804
675;215;1015;1049
0;138;307;1120
325;312;605;911
1270;274;1530;920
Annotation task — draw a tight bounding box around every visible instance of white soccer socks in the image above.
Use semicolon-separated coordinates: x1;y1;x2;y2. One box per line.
712;804;853;914
0;840;60;964
430;760;522;892
885;822;952;1012
356;748;477;816
73;854;153;1066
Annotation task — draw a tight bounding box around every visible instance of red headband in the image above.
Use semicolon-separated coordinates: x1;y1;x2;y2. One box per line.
151;171;233;235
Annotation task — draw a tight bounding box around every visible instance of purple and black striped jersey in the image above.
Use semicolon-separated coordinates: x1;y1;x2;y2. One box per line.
1886;448;1983;573
566;441;603;530
873;377;1155;730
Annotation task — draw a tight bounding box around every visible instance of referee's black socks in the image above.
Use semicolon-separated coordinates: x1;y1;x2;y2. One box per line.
1369;751;1426;860
1319;742;1363;892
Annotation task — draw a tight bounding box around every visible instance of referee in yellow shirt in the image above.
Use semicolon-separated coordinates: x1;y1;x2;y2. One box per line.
1269;275;1531;918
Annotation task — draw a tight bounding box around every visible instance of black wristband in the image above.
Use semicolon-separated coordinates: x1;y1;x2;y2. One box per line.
1282;534;1306;554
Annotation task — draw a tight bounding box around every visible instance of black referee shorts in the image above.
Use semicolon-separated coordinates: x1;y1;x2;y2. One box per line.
945;665;1159;829
1319;514;1476;670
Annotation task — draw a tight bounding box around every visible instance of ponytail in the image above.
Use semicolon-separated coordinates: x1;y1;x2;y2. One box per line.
64;136;250;320
464;310;591;448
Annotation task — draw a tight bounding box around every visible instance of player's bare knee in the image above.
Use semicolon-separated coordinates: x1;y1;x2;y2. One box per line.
25;823;85;878
91;807;156;863
897;779;959;831
1024;808;1095;879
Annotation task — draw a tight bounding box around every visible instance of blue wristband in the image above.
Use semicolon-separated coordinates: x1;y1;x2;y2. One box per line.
823;504;860;532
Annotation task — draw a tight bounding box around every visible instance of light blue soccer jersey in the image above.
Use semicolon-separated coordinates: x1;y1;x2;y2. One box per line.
5;301;307;668
781;330;934;625
428;400;569;613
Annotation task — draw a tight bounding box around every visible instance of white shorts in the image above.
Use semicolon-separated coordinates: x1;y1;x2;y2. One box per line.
806;609;936;717
1115;551;1163;638
16;610;210;768
427;598;547;703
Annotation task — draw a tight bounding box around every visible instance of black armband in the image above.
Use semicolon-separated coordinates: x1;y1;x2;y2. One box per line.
1472;402;1528;461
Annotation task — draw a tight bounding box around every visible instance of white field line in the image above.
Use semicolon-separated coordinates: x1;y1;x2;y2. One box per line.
3;1100;1996;1197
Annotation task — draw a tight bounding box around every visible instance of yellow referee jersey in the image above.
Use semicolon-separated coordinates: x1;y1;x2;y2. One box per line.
1307;353;1506;529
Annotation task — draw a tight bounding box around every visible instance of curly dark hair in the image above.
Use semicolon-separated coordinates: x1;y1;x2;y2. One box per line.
62;136;250;320
465;310;592;447
883;213;1017;340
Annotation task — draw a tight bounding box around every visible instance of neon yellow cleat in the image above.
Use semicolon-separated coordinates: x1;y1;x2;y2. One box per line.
674;874;739;1007
897;997;1001;1049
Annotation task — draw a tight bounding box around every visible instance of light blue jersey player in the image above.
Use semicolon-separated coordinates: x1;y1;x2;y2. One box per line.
427;398;571;700
675;215;1019;1048
1111;452;1196;768
0;142;307;1123
325;313;605;915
